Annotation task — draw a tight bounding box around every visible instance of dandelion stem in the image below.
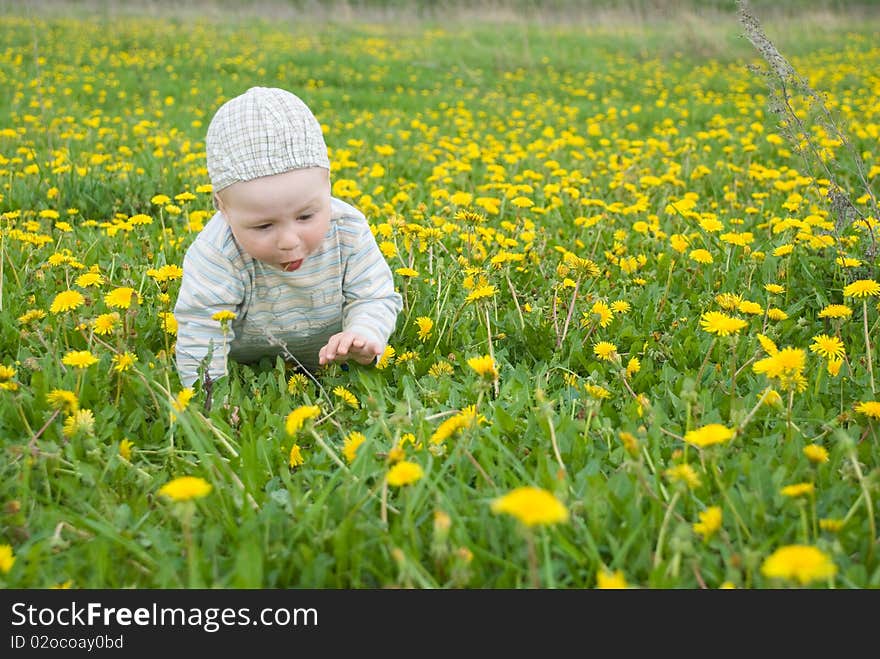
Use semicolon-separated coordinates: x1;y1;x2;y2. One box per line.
505;273;525;330
695;338;716;385
556;277;580;349
847;447;876;566
863;299;875;394
484;306;499;398
712;458;751;541
737;389;769;433
525;528;540;589
654;491;680;568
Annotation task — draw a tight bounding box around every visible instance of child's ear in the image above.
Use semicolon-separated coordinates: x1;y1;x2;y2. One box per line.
213;193;223;212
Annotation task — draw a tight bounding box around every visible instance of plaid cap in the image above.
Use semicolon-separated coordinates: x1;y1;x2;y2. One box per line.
206;87;330;193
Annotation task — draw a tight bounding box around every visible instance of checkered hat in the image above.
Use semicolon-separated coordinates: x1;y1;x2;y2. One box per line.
206;87;330;193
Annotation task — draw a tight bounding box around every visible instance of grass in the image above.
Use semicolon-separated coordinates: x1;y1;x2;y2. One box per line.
0;4;878;588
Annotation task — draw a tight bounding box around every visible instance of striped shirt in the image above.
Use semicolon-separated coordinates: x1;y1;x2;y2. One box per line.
173;196;402;388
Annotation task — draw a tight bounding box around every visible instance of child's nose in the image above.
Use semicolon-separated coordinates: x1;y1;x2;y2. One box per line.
277;223;301;250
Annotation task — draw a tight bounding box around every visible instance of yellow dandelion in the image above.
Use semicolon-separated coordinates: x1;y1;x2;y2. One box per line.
761;545;836;585
818;304;852;319
112;351;138;372
288;444;305;468
490;486;569;527
809;334;845;360
376;345;395;369
416;316;434;341
626;356;641;377
467;354;498;380
693;506;723;541
46;389;79;414
342;431;367;463
104;287;137;309
700;311;747;337
61;350;98;369
665;463;702;489
287;373;309;394
386;460;424;487
595;569;628;589
158;476;212;502
428;361;454;377
781;482;815;498
684;423;735;448
689;248;714;264
0;544;15;574
843;279;880;298
62;409;95;438
593;341;618;361
119;438;134;461
465;285;497;303
75;272;104;288
50;290;85;314
854;401;880;419
333;385;360;409
285;405;321;437
92;312;120;336
803;444;829;464
767;307;788;321
211;310;237;323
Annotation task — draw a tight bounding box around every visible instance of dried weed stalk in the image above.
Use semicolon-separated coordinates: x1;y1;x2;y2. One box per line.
737;0;878;268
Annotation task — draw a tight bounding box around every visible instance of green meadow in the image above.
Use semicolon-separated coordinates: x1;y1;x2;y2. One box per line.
1;2;879;588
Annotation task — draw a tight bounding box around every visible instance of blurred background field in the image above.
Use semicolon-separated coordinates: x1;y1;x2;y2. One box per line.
0;0;878;588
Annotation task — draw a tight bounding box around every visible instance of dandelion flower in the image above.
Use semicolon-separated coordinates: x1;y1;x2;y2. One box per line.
626;356;641;377
112;352;137;372
664;463;701;489
61;409;94;438
611;300;631;314
843;279;880;298
781;482;815;498
593;341;618;361
700;311;747;337
809;334;845;360
854;401;880;420
684;423;735;448
765;284;785;295
75;272;103;288
689;248;713;264
158;476;212;502
693;506;723;541
767;308;788;321
818;304;852;319
428;361;454;377
92;312;119;335
285;405;321;437
467;354;498;380
50;290;85;314
0;544;15;574
342;431;366;463
333;385;359;409
827;357;843;376
376;345;395;369
589;300;614;328
47;389;79;414
395;267;420;278
595;569;628;589
211;310;237;323
288;444;305;468
803;444;829;464
119;438;134;461
819;519;844;533
386;461;424;487
415;316;434;341
62;350;98;369
104;287;137;309
761;545;836;585
465;285;496;303
287;373;309;394
491;486;569;527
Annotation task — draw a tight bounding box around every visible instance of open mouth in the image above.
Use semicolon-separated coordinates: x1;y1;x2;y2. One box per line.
281;259;303;272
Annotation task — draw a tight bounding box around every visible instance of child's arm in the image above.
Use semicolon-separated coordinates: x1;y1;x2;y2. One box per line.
173;240;245;388
326;215;403;364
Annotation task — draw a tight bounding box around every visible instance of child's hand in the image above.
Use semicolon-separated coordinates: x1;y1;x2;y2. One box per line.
319;331;382;366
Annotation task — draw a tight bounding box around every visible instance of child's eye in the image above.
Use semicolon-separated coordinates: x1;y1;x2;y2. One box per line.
253;224;272;231
297;214;313;222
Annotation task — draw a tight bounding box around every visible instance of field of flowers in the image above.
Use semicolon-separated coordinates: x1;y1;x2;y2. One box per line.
0;7;878;588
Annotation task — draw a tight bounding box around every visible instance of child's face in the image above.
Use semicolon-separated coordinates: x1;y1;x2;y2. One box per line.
217;168;331;272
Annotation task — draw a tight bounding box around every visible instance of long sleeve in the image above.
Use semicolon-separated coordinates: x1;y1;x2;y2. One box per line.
173;238;245;388
338;217;403;348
